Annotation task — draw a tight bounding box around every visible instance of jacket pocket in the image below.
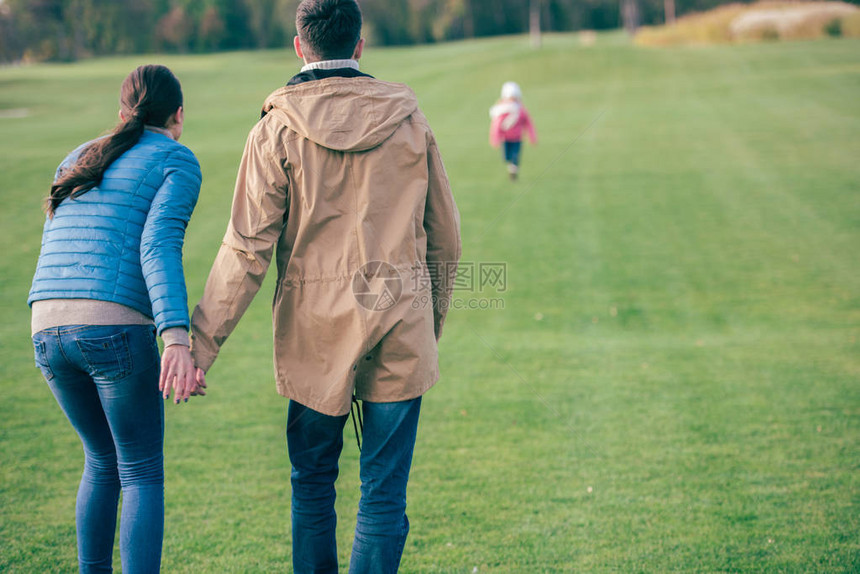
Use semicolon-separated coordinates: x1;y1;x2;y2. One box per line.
76;332;133;380
33;339;54;381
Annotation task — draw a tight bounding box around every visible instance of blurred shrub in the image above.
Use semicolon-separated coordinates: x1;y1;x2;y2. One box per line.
823;18;843;36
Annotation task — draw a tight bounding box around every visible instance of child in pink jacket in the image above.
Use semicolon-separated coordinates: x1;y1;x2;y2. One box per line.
489;81;537;180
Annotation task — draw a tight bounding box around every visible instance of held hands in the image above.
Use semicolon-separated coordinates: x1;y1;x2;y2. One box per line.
159;344;207;404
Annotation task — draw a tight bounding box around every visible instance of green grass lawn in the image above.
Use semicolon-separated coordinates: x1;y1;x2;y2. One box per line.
1;33;858;572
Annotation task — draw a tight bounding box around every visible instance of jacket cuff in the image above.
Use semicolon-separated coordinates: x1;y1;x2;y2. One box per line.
189;332;217;373
190;349;217;373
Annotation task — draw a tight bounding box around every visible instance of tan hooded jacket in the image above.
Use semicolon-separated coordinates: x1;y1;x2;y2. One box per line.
190;76;461;416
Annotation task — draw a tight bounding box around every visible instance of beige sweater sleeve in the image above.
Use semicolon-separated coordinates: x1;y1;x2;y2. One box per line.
161;327;190;348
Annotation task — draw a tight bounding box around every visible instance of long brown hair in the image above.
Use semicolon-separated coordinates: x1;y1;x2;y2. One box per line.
47;65;183;217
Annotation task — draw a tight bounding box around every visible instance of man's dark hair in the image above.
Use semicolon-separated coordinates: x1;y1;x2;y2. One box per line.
296;0;362;61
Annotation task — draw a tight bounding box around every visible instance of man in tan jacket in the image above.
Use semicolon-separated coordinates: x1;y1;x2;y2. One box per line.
189;0;460;571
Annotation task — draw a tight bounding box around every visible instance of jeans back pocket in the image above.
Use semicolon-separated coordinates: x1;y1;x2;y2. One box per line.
76;331;133;381
32;338;55;381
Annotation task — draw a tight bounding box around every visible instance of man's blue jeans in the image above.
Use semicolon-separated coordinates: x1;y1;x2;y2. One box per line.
32;325;164;574
287;397;422;574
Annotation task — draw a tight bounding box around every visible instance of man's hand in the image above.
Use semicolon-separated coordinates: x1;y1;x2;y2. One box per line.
160;345;205;404
191;367;207;397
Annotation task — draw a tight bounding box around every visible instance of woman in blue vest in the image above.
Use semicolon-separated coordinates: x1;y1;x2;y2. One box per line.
28;64;204;573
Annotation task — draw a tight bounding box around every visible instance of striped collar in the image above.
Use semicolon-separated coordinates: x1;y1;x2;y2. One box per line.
301;59;360;72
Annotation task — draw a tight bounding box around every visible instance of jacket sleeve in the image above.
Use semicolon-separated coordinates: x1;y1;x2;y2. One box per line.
190;120;289;372
489;114;503;148
424;132;462;341
140;145;202;335
522;109;538;144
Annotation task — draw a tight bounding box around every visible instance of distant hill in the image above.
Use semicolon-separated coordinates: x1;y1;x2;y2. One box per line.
636;1;860;45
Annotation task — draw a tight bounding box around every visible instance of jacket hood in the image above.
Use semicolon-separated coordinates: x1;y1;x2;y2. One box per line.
262;77;419;152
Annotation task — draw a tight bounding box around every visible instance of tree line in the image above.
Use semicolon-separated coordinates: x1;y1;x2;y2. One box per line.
0;0;842;64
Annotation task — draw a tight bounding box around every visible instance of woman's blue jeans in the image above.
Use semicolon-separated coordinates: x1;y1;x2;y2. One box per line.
287;397;422;574
32;324;164;574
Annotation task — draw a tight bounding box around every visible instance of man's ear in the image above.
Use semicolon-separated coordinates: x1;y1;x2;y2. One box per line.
352;38;365;60
294;35;304;60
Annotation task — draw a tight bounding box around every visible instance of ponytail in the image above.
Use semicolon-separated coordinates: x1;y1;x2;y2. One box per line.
47;113;146;216
46;65;183;217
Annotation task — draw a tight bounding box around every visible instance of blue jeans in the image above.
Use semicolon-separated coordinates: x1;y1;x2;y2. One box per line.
287;397;422;574
32;325;164;574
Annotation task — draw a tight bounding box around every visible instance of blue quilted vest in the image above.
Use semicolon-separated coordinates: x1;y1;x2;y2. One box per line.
28;130;202;334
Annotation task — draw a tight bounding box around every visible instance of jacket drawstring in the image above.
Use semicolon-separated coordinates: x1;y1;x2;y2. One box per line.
350;396;363;452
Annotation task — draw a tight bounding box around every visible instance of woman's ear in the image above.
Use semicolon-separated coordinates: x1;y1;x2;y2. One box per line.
118;110;125;122
166;106;184;140
164;106;183;126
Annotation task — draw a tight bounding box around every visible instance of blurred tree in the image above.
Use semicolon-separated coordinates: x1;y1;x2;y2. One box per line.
85;0;157;55
665;0;676;23
621;0;640;33
275;0;302;42
472;0;527;37
429;0;472;41
530;0;541;47
244;0;283;48
8;0;857;63
212;0;253;50
361;0;413;45
406;0;436;43
0;0;23;62
198;5;226;50
156;5;194;52
13;0;67;60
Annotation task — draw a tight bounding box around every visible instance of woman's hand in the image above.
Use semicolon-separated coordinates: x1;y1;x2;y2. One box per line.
160;344;204;404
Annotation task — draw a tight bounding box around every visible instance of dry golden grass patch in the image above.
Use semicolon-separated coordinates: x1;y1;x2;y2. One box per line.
841;11;860;35
635;3;748;45
635;1;860;46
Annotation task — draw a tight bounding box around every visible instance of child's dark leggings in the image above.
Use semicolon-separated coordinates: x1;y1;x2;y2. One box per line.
503;140;522;166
